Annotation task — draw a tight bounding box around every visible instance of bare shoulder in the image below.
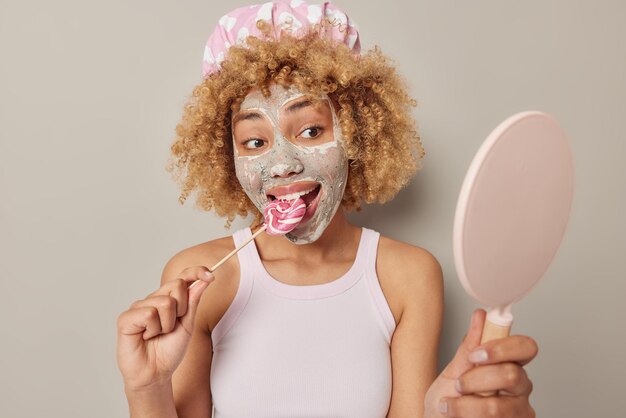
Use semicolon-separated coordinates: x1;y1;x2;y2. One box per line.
161;234;241;332
376;235;444;323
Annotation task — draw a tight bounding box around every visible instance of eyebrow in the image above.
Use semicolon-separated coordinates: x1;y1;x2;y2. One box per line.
284;99;313;114
232;111;263;125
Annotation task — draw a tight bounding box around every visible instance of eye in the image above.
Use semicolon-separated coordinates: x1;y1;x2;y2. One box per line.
300;126;323;139
243;138;266;150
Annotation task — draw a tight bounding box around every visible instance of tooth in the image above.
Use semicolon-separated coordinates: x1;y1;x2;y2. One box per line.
275;187;315;201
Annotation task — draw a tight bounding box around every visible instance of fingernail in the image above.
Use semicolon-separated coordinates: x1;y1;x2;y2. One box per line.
469;348;488;363
455;379;462;393
438;399;448;415
203;271;214;280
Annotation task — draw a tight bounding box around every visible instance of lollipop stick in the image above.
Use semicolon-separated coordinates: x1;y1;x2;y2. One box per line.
480;320;511;344
209;224;267;272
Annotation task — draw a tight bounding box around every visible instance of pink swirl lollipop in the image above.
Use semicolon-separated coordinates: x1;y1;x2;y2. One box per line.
201;198;307;274
263;198;307;235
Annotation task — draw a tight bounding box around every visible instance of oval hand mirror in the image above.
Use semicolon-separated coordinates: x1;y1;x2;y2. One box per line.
453;111;574;343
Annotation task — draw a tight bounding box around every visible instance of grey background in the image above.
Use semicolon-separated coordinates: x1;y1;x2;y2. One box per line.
1;0;624;417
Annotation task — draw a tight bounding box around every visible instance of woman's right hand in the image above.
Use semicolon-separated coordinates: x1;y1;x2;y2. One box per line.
116;267;215;391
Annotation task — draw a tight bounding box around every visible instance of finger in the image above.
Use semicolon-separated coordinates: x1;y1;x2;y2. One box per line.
468;335;539;366
149;274;212;317
441;309;487;378
149;277;192;298
457;363;533;396
118;307;162;340
150;265;214;297
177;266;214;283
169;279;189;317
179;278;210;333
129;296;178;334
441;394;534;418
177;271;215;315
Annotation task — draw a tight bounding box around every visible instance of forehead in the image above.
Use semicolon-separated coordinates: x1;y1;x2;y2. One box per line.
239;84;306;112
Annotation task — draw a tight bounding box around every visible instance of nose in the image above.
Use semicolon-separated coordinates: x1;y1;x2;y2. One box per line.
268;135;304;178
270;161;304;178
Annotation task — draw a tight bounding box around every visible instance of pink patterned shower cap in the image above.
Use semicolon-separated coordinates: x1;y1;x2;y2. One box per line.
202;0;361;77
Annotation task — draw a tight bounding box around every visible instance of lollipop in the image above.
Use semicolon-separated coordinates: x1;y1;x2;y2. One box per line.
203;198;307;274
263;198;307;235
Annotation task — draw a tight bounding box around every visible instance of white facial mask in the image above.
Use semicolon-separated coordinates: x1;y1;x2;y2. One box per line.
233;84;349;244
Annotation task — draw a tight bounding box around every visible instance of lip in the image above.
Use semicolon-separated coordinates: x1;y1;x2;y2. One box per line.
265;181;320;200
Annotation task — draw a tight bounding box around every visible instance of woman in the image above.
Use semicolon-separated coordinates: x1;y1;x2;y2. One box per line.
117;2;538;417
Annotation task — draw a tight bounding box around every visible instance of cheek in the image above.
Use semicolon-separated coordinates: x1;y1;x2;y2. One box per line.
235;157;265;194
327;146;348;176
301;145;347;180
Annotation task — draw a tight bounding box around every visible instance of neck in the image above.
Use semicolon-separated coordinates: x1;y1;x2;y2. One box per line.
255;209;359;261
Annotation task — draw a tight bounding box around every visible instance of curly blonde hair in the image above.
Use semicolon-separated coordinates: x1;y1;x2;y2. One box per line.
169;30;424;226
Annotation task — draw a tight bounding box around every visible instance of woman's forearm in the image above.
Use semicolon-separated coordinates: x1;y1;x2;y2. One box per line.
125;380;178;418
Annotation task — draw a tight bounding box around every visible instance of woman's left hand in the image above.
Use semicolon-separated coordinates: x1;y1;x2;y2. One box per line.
424;309;538;418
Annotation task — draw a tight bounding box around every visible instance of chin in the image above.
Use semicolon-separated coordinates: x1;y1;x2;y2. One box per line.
284;208;334;245
285;229;320;245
